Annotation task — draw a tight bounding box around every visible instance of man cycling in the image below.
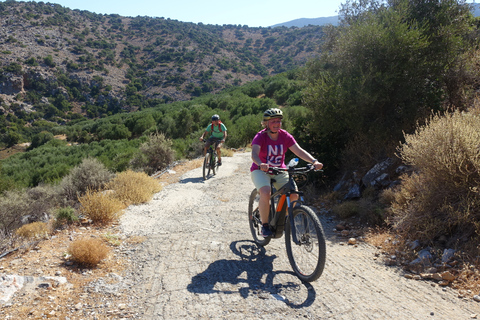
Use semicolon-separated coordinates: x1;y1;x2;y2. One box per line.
199;114;227;166
250;108;323;237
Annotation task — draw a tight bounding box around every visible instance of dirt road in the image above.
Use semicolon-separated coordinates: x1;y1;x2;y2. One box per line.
119;152;480;319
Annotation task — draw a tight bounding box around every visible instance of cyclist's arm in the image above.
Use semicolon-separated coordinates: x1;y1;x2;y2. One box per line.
252;144;269;172
199;127;209;141
221;130;227;142
289;143;323;169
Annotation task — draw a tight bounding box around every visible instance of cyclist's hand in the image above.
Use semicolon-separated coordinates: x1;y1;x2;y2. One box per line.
313;161;323;171
260;163;269;172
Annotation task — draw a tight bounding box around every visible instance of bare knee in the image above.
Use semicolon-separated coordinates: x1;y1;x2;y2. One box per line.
258;186;271;199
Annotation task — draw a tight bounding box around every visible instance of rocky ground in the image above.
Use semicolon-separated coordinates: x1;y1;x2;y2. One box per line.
1;152;480;319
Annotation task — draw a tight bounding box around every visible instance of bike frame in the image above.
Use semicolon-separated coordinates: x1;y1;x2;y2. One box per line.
207;140;220;166
269;166;309;245
204;139;221;165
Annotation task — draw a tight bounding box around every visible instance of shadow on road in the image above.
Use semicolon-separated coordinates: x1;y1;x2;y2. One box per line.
179;176;205;184
187;240;316;308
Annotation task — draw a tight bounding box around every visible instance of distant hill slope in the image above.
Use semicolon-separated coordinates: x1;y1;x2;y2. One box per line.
472;2;480;15
271;2;480;28
0;1;326;122
271;16;339;28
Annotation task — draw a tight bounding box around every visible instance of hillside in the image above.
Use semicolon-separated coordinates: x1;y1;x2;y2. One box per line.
0;1;325;124
271;16;339;28
271;2;480;28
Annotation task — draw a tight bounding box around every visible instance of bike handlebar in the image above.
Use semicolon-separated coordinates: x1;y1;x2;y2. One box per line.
267;164;321;175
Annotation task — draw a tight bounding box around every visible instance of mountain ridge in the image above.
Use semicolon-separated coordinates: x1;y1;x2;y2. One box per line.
271;2;480;28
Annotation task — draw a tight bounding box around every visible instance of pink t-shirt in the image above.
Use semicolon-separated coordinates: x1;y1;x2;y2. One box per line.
250;129;297;172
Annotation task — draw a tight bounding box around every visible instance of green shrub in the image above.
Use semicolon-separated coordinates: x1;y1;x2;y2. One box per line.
129;132;175;175
28;131;54;150
60;157;114;203
392;111;480;247
55;206;79;225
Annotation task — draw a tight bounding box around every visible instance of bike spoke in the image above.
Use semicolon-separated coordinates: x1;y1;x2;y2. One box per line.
285;206;326;282
248;189;271;246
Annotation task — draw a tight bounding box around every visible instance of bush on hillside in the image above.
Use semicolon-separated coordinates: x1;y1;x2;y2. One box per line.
107;170;162;206
54;206;79;227
0;184;59;235
78;189;124;225
390;111;480;249
129;132;175;175
28;131;54;150
15;221;50;240
68;238;110;267
60;157;114;203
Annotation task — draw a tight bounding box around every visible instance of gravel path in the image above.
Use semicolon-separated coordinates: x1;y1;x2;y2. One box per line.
119;152;480;319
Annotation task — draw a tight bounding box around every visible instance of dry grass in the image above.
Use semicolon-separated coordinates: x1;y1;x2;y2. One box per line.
78;189;125;225
392;111;480;248
68;238;111;266
453;262;480;297
364;228;406;253
220;148;234;157
15;221;50;240
107;170;162;206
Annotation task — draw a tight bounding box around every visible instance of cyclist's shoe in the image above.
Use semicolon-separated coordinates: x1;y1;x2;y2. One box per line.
217;160;222;166
261;224;273;237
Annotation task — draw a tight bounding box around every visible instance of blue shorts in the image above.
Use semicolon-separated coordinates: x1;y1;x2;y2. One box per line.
250;169;290;191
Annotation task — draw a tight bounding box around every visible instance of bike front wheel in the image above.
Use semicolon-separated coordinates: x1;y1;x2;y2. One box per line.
211;152;217;175
285;205;326;282
202;152;211;180
248;189;271;246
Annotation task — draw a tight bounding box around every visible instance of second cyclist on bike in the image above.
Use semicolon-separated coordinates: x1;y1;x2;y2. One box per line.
200;114;227;166
250;108;323;237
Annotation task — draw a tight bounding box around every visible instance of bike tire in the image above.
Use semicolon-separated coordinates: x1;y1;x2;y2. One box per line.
248;189;271;246
285;205;326;282
202;152;211;180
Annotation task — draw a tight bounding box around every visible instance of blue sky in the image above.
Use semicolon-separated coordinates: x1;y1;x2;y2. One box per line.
26;0;345;27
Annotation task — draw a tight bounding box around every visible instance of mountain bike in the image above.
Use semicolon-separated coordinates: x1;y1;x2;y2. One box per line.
202;139;220;180
248;159;326;282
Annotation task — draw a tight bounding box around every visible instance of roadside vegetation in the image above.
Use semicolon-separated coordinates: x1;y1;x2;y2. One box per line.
1;0;480;294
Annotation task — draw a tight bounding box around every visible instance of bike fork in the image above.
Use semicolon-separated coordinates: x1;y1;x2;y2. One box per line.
286;194;305;245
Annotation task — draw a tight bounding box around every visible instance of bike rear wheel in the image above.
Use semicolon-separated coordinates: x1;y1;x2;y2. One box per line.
202;152;211;180
285;205;326;282
248;189;271;246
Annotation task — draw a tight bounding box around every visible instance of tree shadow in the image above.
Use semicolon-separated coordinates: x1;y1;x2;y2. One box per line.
187;240;316;308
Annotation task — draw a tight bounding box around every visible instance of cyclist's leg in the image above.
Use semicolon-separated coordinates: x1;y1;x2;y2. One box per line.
216;140;223;164
203;139;212;156
251;170;272;224
273;172;299;204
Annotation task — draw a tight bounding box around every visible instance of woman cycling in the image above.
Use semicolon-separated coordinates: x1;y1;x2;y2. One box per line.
250;108;323;237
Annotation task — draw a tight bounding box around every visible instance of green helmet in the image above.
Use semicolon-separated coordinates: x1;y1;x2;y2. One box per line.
263;108;283;121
